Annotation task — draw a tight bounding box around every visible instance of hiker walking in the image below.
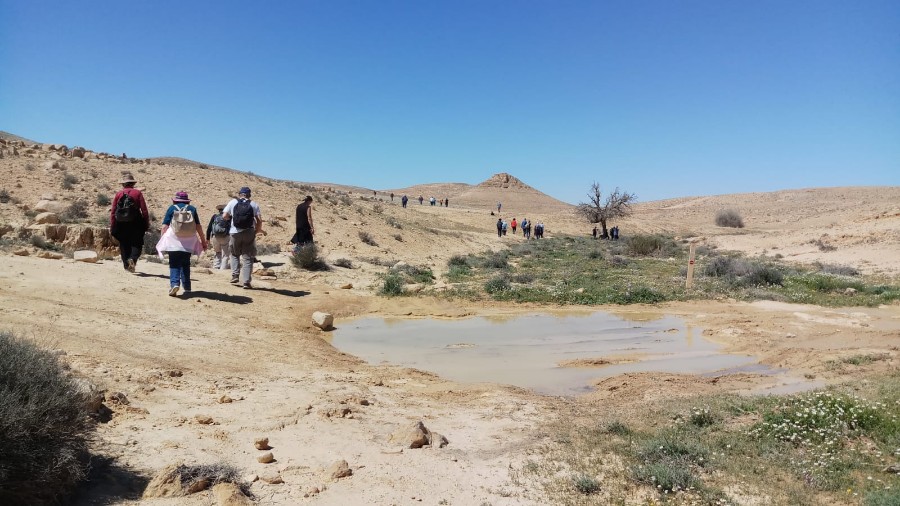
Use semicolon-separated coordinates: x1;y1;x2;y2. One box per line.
418;195;424;205
521;218;530;239
390;192;394;202
496;218;503;238
444;198;449;207
497;201;502;213
592;226;597;239
502;220;508;236
223;186;263;289
109;173;150;273
510;218;518;235
291;195;315;253
612;226;620;240
205;204;231;270
156;191;207;296
401;195;408;208
536;221;544;239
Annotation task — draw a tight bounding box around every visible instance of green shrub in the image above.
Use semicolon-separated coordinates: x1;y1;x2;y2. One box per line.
447;264;471;282
448;255;469;267
715;209;744;228
485;275;511;294
380;273;404;296
816;263;859;277
791;272;864;293
290;243;329;271
572;474;601;495
95;193;111;206
602;420;631;436
865;488;900;506
480;252;509;269
632;460;698;493
626;235;678;257
0;331;94;503
740;264;784;287
392;264;434;284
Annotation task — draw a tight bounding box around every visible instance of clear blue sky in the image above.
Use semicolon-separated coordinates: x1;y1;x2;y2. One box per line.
2;1;898;203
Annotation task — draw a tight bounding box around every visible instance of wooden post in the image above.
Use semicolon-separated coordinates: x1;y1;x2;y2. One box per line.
686;242;696;289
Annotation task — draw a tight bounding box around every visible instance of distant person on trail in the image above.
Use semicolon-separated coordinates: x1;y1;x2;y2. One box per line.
223;186;263;289
291;195;315;253
497;202;502;213
510;218;518;235
390;192;394;202
110;173;150;273
156;191;207;297
521;218;529;239
502;220;508;236
430;196;436;206
205;204;231;270
418;195;424;205
537;221;545;239
592;226;597;239
401;195;408;208
612;226;620;240
496;218;503;238
444;198;448;207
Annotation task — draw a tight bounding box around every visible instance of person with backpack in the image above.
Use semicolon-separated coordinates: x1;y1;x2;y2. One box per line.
401;194;408;208
109;173;150;273
510;218;518;235
496;218;503;238
205;204;231;270
155;191;207;296
291;195;315;252
521;218;530;239
222;186;262;289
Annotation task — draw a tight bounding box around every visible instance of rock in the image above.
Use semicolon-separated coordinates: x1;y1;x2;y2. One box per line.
844;287;857;295
74;250;99;263
34;212;59;225
406;283;424;293
40;193;57;201
71;147;86;158
304;486;321;497
218;395;233;404
37;251;64;260
254;267;275;276
323;406;351;418
257;452;274;464
212;482;253;506
194;415;214;425
167;369;183;377
142;463;186;498
37;224;68;242
254;437;271;450
882;464;900;474
312;311;334;331
393;261;408;270
326;460;352;480
259;472;283;484
389;420;449;449
0;223;13;239
13;248;30;256
105;391;129;405
341;283;353;289
785;333;797;339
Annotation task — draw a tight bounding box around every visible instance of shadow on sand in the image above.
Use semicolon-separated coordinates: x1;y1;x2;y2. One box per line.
250;287;310;298
70;455;149;505
182;290;253;304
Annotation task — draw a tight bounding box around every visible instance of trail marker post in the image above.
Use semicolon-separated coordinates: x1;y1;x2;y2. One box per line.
686;242;696;289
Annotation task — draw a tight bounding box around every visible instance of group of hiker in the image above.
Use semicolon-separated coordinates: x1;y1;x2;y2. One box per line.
592;225;620;240
496;217;544;239
109;174;315;297
396;194;449;208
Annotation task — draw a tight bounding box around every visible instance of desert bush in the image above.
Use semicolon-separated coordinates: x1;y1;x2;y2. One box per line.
484;275;511;294
815;263;859;277
608;255;629;267
392;264;434;284
386;216;402;229
715;208;744;228
511;273;534;284
372;203;384;214
360;256;396;267
0;189;10;203
30;234;60;251
448;255;469;267
358;231;378;246
60;200;90;222
198;163;209;170
394;234;402;242
446;264;471;281
380;273;405;296
95;193;111;206
339;195;352;206
60;172;79;190
790;272;864;293
625;234;678;257
602;420;632;436
256;243;281;255
332;258;353;269
480;252;509;269
865;489;900;506
572;474;601;495
740;264;784;287
143;228;161;255
24;163;35;172
0;331;94;503
290;243;329;271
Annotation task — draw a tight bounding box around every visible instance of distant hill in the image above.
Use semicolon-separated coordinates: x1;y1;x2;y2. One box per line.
0;131;40;144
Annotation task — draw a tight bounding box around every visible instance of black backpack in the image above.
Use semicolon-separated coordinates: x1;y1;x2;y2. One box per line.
232;199;255;229
211;214;231;235
115;191;139;223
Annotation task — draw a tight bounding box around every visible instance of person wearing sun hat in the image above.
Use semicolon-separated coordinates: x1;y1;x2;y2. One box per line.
109;173;150;273
205;203;232;270
155;191;207;297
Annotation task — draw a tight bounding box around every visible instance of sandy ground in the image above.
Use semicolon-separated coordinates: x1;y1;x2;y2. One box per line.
1;141;899;504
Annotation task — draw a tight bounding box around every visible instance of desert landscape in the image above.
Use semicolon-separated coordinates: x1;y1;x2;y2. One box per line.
1;133;899;505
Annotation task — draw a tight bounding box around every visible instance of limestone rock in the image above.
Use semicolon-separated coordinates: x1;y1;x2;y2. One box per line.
74;250;99;263
218;395;233;404
72;377;104;413
34;212;59;225
326;459;352;480
304;486;321;497
844;287;857;295
340;283;353;289
37;251;64;259
13;248;30;256
194;414;214;425
312;311;334;331
257;452;274;464
142;463;186;498
212;482;253;506
105;391;129;405
254;437;271;450
389;420;449;449
71;147;86;158
259;472;283;484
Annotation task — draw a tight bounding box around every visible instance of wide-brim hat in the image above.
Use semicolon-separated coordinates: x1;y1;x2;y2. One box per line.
120;174;137;184
172;191;191;203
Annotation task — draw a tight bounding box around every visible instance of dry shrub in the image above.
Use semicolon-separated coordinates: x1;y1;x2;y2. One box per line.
0;331;94;503
290;243;328;271
715;209;744;228
358;231;378;246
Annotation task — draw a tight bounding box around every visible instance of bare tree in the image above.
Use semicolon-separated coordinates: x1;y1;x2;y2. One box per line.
577;182;636;238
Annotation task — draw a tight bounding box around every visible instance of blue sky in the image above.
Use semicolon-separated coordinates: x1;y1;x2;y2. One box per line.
2;1;898;203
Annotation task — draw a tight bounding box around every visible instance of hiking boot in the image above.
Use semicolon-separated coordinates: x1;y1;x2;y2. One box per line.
168;286;179;297
230;276;240;284
126;258;136;273
242;282;252;290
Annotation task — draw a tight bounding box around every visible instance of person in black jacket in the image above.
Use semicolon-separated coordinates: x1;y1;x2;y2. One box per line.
291;196;315;253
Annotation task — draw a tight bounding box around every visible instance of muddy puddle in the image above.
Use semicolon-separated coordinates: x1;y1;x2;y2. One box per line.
332;312;806;396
